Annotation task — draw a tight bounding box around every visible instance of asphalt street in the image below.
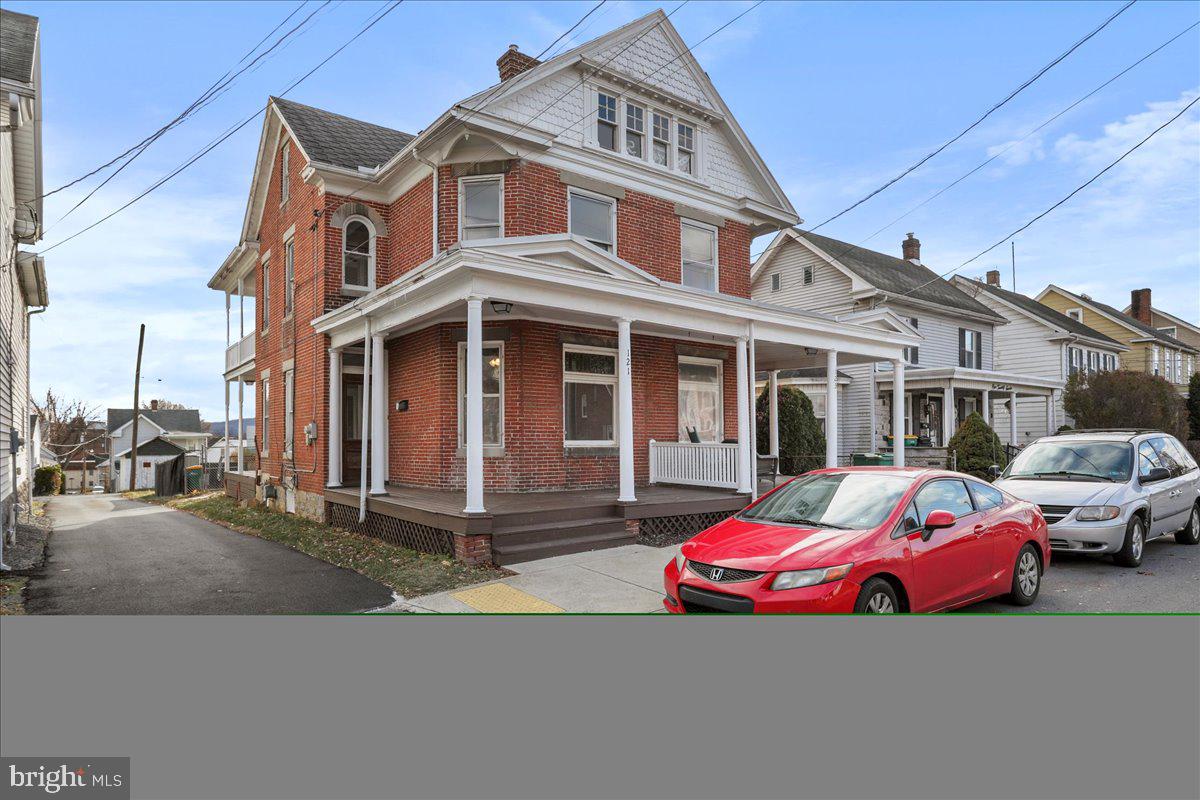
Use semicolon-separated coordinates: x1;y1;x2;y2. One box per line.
27;494;395;615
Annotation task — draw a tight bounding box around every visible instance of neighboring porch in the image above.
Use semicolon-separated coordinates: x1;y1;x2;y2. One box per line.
214;249;258;478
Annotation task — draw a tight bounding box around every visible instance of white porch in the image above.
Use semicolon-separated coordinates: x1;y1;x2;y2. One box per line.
312;235;919;518
210;242;259;476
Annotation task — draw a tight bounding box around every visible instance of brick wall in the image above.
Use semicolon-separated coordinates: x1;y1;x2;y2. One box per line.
384;319;736;491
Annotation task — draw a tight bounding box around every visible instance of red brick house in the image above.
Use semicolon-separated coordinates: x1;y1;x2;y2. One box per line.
209;10;917;564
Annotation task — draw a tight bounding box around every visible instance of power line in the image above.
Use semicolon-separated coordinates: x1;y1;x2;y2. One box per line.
810;0;1138;232
40;1;405;255
856;17;1200;249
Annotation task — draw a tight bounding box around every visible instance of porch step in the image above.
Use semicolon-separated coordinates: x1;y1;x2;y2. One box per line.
492;502;621;529
491;517;634;565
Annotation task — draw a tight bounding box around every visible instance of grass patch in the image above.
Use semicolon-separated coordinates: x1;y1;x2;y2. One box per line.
122;489;177;505
134;493;503;599
0;577;29;615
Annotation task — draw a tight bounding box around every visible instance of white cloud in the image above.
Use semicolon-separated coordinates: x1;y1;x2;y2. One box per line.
986;135;1045;167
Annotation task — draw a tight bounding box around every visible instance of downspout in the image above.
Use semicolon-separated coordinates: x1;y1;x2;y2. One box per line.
413;149;439;258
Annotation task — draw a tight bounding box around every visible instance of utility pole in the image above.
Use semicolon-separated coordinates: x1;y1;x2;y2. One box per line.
128;324;145;492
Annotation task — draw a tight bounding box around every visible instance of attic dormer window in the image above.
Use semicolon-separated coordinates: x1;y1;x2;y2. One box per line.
280;143;290;205
677;122;695;175
625;103;645;158
597;92;618;151
652;112;670;167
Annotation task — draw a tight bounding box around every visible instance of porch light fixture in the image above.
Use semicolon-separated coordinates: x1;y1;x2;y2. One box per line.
805;347;818;356
490;301;513;314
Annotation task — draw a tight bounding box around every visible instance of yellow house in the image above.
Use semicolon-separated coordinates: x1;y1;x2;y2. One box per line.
1036;285;1197;395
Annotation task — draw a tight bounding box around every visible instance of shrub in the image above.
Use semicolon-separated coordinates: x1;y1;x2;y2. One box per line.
33;464;64;496
946;412;1007;480
1187;372;1200;440
756;385;826;476
1063;370;1188;440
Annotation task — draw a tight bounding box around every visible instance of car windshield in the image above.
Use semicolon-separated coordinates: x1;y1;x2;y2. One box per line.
739;473;913;530
1003;441;1132;482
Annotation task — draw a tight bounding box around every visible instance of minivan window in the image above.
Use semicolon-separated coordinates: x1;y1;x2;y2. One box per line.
1137;442;1162;478
1004;440;1132;482
1162;437;1198;472
1149;437;1183;477
740;473;912;530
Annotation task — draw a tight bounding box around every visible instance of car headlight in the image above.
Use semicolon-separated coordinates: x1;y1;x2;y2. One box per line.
674;552;686;572
771;563;853;591
1076;505;1121;521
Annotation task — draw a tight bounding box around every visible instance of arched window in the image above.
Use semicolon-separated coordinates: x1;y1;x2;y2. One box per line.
343;217;374;292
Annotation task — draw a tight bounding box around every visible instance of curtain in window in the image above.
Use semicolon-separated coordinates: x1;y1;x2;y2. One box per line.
677;360;722;441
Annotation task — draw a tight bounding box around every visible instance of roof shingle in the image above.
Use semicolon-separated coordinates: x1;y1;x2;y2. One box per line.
272;97;415;171
107;408;204;434
964;279;1122;346
1049;287;1198;353
0;9;39;85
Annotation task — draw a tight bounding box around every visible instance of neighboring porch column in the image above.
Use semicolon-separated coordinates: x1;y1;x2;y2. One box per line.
223;380;230;472
892;360;905;467
735;337;752;494
825;350;838;468
359;322;373;522
1046;391;1056;434
464;297;486;514
238;275;245;341
237;377;244;472
1009;391;1018;446
981;389;991;426
768;370;779;457
868;365;877;452
616;318;636;504
370;333;387;495
943;383;956;445
327;348;342;487
748;325;758;499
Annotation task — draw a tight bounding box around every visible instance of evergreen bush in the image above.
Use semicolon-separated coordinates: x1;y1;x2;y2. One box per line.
946;412;1007;480
756;385;826;476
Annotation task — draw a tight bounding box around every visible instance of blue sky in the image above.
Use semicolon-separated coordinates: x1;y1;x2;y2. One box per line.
14;0;1199;420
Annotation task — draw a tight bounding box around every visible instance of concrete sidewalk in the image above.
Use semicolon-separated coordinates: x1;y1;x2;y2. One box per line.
405;543;680;613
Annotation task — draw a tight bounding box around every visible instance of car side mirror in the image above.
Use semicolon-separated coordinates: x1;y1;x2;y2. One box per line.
1141;466;1171;484
921;509;957;541
987;464;1001;480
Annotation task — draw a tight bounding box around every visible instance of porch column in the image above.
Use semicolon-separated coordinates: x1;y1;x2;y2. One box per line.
981;389;990;425
616;318;635;503
225;290;230;348
464;297;486;514
735;337;752;494
943;383;956;445
768;370;779;457
359;322;372;522
237;377;244;471
327;348;343;487
1046;391;1056;434
825;350;838;468
223;380;230;472
867;365;877;452
1009;390;1018;445
748;326;758;499
370;334;387;495
892;360;905;468
238;275;245;340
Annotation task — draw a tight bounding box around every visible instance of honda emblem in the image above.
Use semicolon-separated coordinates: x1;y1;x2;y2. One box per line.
710;567;724;581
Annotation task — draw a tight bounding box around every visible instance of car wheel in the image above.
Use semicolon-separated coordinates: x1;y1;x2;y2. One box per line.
1007;544;1041;606
1175;504;1200;545
854;578;899;614
1113;515;1145;568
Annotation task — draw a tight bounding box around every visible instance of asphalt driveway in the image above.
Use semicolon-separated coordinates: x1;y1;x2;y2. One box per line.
27;494;395;614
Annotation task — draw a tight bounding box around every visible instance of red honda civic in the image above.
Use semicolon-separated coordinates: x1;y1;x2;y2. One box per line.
664;467;1050;613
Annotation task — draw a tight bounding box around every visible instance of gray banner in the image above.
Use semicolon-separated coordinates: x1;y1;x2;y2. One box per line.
1;616;1197;800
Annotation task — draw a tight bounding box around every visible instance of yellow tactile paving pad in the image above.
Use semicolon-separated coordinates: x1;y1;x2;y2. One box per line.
451;583;564;613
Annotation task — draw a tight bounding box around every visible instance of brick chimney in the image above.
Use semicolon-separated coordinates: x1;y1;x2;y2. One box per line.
497;44;539;82
150;399;158;411
986;269;1001;287
1130;288;1152;324
902;232;921;262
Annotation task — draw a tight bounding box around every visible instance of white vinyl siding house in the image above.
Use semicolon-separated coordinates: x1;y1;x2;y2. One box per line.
753;242;856;317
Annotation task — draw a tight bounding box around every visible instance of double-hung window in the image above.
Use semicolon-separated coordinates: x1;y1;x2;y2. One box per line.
280;144;290;205
342;217;373;291
625;103;645;158
563;346;617;446
284;237;295;317
1174;351;1183;383
677;122;695;175
678;357;723;442
958;328;982;369
459;176;503;241
457;342;503;447
569;189;615;252
596;91;618;151
904;317;919;365
1068;347;1082;377
261;379;270;454
680;220;717;291
770;273;782;292
1088;351;1100;373
261;258;270;330
1151;346;1160;375
283;369;294;455
652;112;670;166
802;263;815;285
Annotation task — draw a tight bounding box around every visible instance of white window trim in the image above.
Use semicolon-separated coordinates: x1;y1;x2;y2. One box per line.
585;83;704;181
567;187;617;253
1066;307;1083;322
677;355;724;443
283;236;295;319
283;368;295;458
770;273;782;292
260;257;270;333
261;378;270;457
456;341;505;452
457;175;505;243
680;218;719;292
563;344;619;447
802;263;815;285
341;215;376;295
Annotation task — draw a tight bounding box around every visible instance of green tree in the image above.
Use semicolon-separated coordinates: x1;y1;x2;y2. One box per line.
946;412;1007;480
756;385;826;476
33;464;64;496
1063;370;1188;441
1187;372;1200;440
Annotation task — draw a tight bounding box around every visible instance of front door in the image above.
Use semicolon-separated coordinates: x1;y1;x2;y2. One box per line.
343;374;364;484
905;478;991;610
920;396;943;447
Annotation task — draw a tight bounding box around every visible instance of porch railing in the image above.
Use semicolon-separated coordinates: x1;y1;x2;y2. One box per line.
225;331;256;372
649;440;739;489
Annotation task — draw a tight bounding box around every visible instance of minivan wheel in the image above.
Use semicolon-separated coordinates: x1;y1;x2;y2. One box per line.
1008;544;1041;606
1114;515;1145;568
1175;504;1200;546
854;578;898;614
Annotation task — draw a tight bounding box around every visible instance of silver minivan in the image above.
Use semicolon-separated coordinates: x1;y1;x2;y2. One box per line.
994;430;1200;567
